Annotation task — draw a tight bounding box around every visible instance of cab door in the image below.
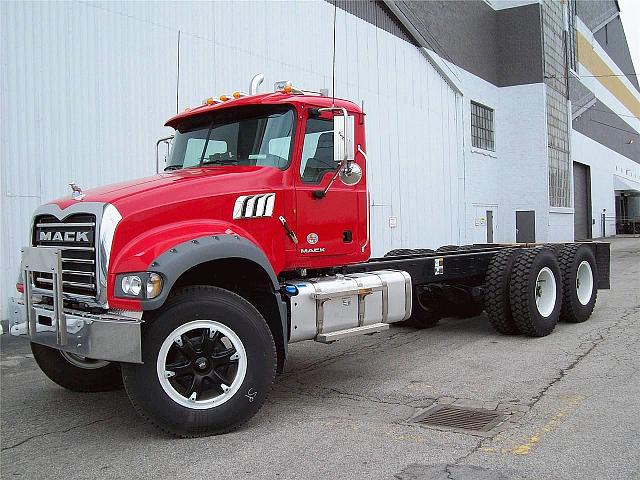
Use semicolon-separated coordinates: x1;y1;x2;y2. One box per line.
294;114;361;260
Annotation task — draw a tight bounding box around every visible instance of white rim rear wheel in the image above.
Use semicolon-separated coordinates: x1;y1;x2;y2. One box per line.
576;260;594;306
535;267;557;318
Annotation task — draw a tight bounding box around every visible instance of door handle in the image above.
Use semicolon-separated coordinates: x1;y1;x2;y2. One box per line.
279;216;299;244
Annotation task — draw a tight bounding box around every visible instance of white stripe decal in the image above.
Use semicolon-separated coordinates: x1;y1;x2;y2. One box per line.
232;193;276;219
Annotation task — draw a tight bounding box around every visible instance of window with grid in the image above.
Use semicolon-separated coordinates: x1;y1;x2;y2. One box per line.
471;101;495;152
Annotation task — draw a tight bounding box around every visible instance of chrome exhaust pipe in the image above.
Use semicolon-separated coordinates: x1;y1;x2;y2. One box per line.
249;73;265;95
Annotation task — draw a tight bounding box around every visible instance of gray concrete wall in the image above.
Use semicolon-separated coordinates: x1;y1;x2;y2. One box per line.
593;16;640;91
395;1;543;87
575;0;618;31
573;101;640;165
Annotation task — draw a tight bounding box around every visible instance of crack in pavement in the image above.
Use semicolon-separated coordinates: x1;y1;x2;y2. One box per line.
322;386;420;408
1;416;116;451
528;305;639;408
277;329;424;382
274;378;422;409
436;304;640;469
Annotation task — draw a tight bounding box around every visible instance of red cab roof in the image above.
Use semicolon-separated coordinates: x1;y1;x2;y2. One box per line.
165;92;361;128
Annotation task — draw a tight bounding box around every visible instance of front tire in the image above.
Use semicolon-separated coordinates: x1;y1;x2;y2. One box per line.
31;343;122;392
121;286;276;438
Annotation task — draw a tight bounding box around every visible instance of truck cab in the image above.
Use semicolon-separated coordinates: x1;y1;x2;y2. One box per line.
161;91;370;274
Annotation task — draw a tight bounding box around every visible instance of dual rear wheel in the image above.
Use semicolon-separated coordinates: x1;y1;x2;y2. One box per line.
484;244;597;337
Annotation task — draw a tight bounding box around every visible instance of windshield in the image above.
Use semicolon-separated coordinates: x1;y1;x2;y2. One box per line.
166;107;295;171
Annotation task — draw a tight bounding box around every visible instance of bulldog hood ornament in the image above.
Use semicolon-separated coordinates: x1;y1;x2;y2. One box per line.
69;182;85;201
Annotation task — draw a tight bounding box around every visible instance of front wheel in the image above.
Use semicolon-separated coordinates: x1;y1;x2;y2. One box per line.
31;343;122;392
121;286;276;438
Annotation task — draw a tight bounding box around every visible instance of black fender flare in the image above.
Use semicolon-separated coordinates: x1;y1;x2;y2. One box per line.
140;234;287;356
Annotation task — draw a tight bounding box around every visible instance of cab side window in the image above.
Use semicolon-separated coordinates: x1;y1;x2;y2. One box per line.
300;118;337;184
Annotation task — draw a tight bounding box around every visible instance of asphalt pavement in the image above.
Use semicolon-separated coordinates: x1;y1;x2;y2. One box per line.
1;237;639;479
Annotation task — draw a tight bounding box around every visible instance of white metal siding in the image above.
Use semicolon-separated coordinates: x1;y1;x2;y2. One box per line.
0;1;462;317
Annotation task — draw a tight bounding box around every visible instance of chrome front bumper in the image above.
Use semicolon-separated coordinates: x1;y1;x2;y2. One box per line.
10;246;142;363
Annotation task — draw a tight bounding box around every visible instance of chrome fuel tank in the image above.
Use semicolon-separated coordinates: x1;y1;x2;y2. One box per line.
288;270;412;343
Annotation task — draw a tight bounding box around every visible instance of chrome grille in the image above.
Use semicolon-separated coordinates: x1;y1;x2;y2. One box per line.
33;214;97;297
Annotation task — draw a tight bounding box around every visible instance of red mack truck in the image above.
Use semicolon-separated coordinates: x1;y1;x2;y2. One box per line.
9;77;610;437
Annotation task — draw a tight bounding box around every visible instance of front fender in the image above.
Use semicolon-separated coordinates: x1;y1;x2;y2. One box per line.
107;220;271;310
140;233;280;311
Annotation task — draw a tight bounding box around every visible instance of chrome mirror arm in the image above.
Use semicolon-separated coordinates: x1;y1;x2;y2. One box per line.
156;136;174;173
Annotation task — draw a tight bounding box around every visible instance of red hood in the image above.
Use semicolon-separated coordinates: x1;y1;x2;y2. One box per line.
50;167;276;210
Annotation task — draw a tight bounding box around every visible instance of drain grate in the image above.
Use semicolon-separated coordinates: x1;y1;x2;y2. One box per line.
412;405;506;433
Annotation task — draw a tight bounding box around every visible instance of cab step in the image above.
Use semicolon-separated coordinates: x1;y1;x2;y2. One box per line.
316;323;389;344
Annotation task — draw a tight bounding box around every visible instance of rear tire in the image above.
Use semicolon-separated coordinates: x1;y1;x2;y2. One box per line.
121;286;276;438
398;287;441;328
509;248;563;337
31;343;122;392
384;248;434;257
484;249;521;335
557;244;597;323
436;245;460;253
405;307;441;329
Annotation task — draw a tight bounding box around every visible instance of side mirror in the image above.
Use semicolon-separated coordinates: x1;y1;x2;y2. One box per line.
339;162;362;186
333;114;355;163
156;136;174;173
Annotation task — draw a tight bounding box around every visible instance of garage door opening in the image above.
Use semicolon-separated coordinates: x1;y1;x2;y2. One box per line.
573;162;592;240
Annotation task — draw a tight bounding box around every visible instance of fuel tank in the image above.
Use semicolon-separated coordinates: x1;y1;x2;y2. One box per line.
288;270;412;343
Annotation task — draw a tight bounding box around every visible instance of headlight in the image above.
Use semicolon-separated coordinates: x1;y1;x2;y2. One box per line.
116;272;163;299
121;275;142;296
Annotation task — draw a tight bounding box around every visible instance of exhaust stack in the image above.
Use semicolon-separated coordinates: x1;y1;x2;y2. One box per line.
249;73;265;95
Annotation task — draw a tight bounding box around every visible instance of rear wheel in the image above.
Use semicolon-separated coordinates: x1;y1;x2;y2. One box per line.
31;343;122;392
483;249;521;335
509;248;563;337
121;286;276;437
384;248;434;257
398;287;441;328
557;244;597;323
436;245;460;253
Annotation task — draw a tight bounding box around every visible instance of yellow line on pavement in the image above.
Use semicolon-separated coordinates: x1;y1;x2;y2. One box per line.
510;395;584;456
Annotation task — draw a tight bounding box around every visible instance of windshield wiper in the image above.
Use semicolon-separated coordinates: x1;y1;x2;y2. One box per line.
201;158;239;166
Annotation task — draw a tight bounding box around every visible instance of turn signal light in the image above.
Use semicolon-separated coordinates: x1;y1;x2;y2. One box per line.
146;273;163;299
